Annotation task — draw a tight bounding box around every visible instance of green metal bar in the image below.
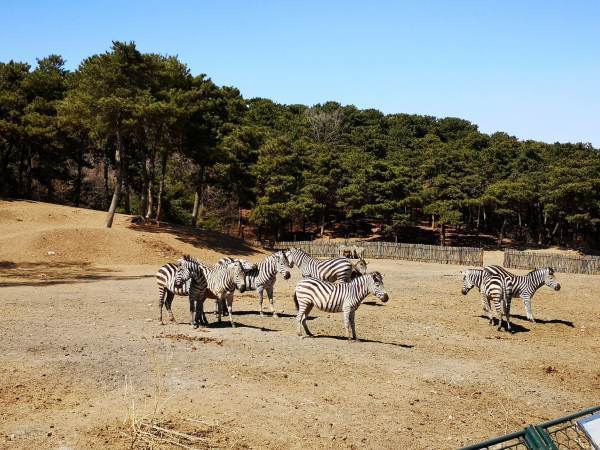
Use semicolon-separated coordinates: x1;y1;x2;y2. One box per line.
460;430;525;450
538;405;600;429
460;405;600;450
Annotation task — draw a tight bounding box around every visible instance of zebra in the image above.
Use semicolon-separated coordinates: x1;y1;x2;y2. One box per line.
217;251;292;317
481;267;514;331
285;247;353;283
461;268;490;316
293;272;389;341
155;255;207;328
482;265;561;322
351;258;368;279
204;260;247;328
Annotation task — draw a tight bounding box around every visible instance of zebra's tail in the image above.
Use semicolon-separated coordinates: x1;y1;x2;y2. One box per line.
293;292;299;312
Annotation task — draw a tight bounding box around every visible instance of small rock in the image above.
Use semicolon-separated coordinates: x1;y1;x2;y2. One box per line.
145;318;153;322
47;251;56;256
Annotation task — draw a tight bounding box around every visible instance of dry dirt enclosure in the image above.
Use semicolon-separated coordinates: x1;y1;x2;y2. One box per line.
1;201;599;449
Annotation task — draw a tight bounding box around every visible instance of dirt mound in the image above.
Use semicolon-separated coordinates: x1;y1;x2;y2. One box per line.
0;200;262;266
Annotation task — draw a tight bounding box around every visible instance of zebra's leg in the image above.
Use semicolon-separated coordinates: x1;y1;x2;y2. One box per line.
189;294;197;328
257;285;265;316
343;309;352;340
226;293;235;328
504;298;512;332
349;310;357;341
198;297;208;326
266;284;277;318
165;291;176;322
158;287;167;324
523;295;535;323
297;303;313;337
481;293;493;324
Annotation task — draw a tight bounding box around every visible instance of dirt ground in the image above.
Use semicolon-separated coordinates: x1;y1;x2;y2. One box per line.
1;201;599;449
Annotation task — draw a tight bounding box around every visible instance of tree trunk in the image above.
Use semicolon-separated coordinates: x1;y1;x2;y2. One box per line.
123;169;131;215
440;223;446;246
73;147;83;207
431;214;435;231
103;155;111;209
145;153;155;218
498;218;507;246
105;130;124;228
155;152;168;223
191;166;205;227
25;148;32;199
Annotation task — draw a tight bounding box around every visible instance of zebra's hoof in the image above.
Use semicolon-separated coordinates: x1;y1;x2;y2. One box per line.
272;312;279;318
169;317;176;322
193;324;199;329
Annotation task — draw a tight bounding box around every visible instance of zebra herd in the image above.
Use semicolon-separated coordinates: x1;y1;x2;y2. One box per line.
156;247;562;340
156;247;379;340
461;265;561;331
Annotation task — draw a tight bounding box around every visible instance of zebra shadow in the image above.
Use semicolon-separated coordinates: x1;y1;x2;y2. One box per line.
205;321;281;332
477;315;530;333
231;310;298;319
509;314;575;328
363;301;386;307
313;335;414;348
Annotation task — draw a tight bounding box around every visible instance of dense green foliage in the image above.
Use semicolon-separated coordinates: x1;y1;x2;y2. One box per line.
1;42;599;247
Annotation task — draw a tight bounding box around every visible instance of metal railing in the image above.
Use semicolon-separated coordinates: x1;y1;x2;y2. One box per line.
461;405;600;450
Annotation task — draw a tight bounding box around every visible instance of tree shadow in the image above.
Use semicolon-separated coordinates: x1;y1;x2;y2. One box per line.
312;335;414;348
477;315;530;333
128;222;258;256
0;260;153;287
509;314;575;328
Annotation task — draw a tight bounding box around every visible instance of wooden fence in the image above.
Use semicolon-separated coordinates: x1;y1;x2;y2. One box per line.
274;241;483;266
503;249;600;275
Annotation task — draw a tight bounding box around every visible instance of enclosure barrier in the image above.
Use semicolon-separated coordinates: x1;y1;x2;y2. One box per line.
504;249;600;275
461;405;600;450
274;241;483;266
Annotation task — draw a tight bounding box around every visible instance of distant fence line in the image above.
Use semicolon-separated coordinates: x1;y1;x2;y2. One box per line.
503;248;600;275
273;241;483;266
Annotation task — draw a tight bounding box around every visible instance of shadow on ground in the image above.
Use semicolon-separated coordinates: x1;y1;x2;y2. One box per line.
0;260;153;287
129;222;258;256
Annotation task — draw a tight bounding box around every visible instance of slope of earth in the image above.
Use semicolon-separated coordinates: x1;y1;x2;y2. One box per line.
1;200;599;449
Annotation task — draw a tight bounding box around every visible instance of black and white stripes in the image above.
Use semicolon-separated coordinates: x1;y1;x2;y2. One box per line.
285;247;353;283
293;272;389;340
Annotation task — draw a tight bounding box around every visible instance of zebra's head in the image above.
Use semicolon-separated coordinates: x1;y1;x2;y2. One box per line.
174;264;189;288
461;269;478;295
353;258;368;275
227;260;246;293
284;248;295;268
541;267;561;291
367;271;388;303
274;250;291;280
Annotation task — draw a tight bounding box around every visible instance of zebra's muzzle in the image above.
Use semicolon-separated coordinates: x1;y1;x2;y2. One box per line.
462;288;469;295
239;285;246;293
283;272;291;280
380;293;389;303
554;284;561;291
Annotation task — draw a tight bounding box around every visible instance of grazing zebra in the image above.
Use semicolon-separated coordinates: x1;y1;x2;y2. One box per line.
293;272;389;341
481;268;514;331
155;256;207;328
217;251;292;317
483;265;561;322
351;258;368;279
285;247;353;283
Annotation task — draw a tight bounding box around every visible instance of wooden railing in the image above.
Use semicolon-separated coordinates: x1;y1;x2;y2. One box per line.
503;249;600;274
274;241;483;266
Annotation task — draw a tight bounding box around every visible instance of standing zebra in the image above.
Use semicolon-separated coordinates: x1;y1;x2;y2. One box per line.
285;247;353;283
205;260;247;328
351;258;368;279
155;255;207;328
461;268;489;316
483;265;561;322
293;272;389;341
217;251;292;317
481;267;514;331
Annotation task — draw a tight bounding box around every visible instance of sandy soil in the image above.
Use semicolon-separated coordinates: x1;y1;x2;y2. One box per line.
1;201;599;449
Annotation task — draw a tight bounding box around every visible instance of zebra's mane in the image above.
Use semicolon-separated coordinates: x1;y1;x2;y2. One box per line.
180;254;202;265
530;266;554;275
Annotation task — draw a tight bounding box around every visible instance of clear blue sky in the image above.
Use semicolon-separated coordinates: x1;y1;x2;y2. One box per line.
3;0;599;146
